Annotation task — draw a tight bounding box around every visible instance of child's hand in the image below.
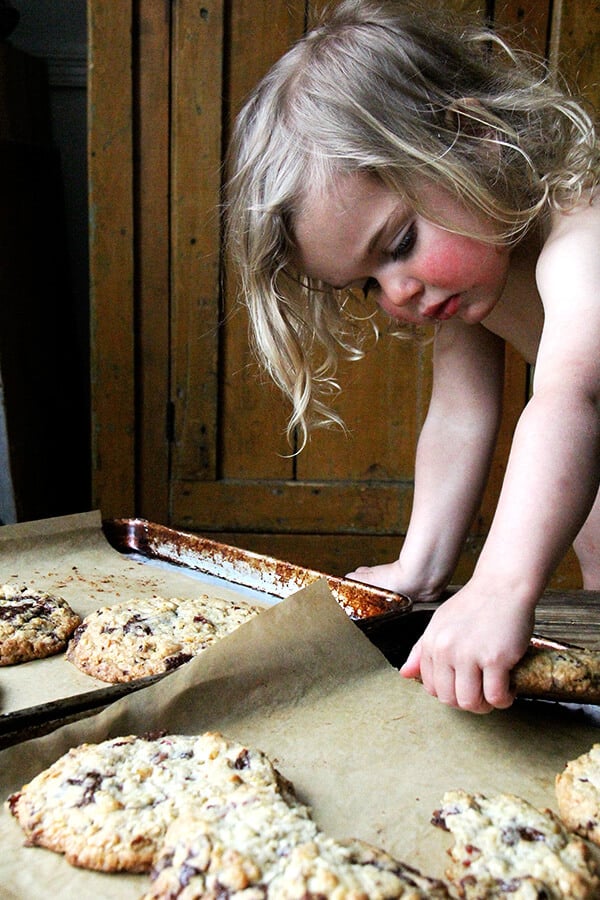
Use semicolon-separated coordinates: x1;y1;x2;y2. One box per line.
346;560;406;593
399;584;535;713
346;561;441;603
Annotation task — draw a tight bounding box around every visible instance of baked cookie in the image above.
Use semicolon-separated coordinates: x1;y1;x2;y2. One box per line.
269;837;451;899
556;744;600;846
511;646;600;704
143;783;319;899
432;789;600;899
66;594;261;682
0;583;81;665
144;780;449;899
7;731;295;873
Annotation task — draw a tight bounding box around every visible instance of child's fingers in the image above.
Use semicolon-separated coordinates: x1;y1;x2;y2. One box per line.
451;664;512;713
454;664;493;714
431;663;459;707
482;665;515;710
400;639;515;714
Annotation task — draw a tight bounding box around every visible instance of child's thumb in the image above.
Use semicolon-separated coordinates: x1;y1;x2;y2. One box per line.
399;640;422;680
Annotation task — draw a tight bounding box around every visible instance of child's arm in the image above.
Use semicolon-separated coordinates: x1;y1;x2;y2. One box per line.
402;201;600;713
348;320;505;600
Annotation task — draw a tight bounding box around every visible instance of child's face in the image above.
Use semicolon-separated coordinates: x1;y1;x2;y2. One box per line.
294;172;511;326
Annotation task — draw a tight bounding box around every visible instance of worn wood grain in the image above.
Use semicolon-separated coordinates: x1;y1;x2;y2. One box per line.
172;479;414;533
219;0;307;479
88;0;135;517
170;0;225;483
550;0;600;112
136;0;171;522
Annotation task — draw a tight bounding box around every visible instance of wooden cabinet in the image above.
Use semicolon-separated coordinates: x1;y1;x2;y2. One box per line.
88;0;599;584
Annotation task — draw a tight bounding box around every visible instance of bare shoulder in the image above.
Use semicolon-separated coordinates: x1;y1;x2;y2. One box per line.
536;192;600;304
533;192;600;390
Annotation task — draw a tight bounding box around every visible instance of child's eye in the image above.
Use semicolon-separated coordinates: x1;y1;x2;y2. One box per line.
390;224;416;260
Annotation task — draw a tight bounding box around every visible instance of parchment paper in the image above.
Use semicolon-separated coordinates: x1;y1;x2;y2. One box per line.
1;578;600;898
0;511;272;716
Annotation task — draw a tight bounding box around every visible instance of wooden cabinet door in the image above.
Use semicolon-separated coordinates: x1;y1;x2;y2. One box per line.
89;0;598;584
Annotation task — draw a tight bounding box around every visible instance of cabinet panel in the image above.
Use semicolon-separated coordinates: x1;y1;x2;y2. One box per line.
219;0;307;481
137;0;171;521
170;0;224;484
550;0;600;111
88;0;135;515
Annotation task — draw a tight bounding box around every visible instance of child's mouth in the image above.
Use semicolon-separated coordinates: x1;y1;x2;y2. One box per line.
423;294;461;321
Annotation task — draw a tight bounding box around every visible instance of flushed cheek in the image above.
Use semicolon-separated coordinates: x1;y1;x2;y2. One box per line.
421;235;505;289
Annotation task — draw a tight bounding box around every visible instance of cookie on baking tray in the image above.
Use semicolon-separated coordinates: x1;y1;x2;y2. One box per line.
144;788;450;899
7;731;296;873
510;646;600;704
0;583;81;666
8;729;450;896
142;783;319;899
432;789;600;899
65;593;261;682
268;836;451;899
556;743;600;846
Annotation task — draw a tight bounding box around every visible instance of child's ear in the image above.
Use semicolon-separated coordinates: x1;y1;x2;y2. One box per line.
444;97;502;161
444;97;495;140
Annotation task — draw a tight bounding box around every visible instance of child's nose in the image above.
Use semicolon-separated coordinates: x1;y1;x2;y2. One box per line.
379;275;424;311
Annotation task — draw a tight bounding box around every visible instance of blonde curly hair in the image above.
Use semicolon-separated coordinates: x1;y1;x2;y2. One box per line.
226;0;599;449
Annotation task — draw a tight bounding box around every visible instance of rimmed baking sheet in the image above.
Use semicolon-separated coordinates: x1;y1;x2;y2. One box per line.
4;510;600;746
0;511;410;738
102;516;411;622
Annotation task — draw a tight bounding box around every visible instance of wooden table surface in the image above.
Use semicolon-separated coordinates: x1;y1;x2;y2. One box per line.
366;589;600;671
443;589;600;650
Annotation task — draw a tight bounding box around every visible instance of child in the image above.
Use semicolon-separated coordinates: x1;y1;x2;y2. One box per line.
226;0;600;713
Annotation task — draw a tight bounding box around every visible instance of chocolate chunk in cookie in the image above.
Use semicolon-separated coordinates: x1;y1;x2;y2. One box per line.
433;789;599;899
0;583;81;665
7;731;295;873
66;594;261;682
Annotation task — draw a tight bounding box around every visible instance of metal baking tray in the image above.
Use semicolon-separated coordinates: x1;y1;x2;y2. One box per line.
104;521;595;697
102;518;412;632
3;517;600;748
0;518;413;746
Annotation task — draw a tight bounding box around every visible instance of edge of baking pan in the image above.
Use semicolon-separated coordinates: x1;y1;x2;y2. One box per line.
0;674;168;749
102;518;411;631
